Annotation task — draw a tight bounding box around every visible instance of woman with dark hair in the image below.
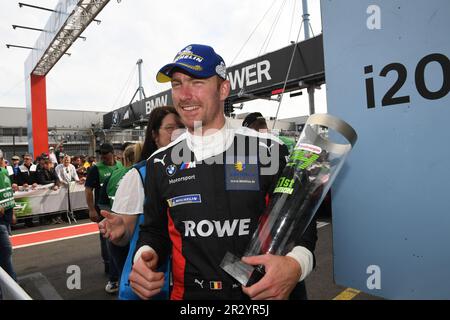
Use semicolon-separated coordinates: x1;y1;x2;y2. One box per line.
98;106;184;299
139;106;184;161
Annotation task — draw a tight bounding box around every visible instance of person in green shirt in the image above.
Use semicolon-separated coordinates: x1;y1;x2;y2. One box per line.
85;143;123;222
98;143;139;294
278;135;297;153
84;142;123;294
0;149;17;281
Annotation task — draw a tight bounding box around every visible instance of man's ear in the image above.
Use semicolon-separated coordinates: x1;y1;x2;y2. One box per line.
219;79;231;101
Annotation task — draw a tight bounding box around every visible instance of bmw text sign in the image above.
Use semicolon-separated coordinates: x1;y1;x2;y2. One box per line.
227;34;324;101
103;90;172;129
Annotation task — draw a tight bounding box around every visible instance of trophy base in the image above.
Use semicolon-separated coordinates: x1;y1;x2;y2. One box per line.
220;252;266;287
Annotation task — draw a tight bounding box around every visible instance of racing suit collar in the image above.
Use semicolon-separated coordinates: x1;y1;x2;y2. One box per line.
186;119;235;161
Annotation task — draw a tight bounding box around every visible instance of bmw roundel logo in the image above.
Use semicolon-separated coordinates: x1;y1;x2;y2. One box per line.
166;164;177;176
112;111;119;125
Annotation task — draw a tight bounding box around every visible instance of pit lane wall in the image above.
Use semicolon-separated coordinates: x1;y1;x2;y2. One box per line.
14;183;87;218
321;0;450;299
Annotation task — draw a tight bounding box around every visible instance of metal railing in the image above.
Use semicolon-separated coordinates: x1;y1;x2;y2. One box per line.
0;267;32;300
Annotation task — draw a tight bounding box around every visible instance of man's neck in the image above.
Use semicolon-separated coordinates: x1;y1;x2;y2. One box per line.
188;116;226;136
185;117;235;162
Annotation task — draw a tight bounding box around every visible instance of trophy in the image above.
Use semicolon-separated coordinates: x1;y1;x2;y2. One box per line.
220;113;358;286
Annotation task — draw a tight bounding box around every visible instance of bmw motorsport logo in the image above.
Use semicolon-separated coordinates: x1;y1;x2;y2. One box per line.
166;164;177;176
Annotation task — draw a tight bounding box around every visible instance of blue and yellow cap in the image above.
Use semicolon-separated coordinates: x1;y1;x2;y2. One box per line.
156;44;227;83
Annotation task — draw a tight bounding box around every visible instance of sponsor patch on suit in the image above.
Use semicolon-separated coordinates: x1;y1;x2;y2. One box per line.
167;194;202;207
225;156;259;191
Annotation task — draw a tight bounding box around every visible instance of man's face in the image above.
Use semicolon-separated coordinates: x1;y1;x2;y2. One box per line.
101;152;114;164
0;158;4;168
13;159;19;166
24;156;32;166
171;72;230;132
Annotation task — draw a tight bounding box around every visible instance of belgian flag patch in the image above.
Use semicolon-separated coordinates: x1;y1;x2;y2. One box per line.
209;281;222;290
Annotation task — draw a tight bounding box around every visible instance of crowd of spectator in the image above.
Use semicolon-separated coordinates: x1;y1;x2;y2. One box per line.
1;151;94;191
0;146;100;225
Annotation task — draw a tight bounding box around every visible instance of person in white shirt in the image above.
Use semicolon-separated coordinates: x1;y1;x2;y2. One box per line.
99;106;185;245
49;147;58;166
55;155;81;185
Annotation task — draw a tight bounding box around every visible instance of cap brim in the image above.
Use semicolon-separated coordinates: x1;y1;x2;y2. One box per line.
156;63;175;83
156;62;214;83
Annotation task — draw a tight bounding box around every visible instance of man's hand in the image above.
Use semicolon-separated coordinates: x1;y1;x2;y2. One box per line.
31;183;38;189
99;210;126;243
241;254;302;300
11;184;18;192
88;208;101;223
129;250;165;300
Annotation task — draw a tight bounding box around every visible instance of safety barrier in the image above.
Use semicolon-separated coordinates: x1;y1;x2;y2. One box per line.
14;182;87;219
0;267;32;300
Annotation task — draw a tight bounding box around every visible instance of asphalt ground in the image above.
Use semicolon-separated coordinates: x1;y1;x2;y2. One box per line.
9;215;381;300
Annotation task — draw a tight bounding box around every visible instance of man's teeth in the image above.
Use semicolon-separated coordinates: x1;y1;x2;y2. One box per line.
182;106;199;111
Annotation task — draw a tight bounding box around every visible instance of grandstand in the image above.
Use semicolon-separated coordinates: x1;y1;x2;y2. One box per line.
0;107;103;158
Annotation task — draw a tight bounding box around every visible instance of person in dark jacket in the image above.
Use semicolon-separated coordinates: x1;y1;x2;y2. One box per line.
37;159;63;225
35;155;45;172
14;154;38;227
37;159;60;189
15;154;38;189
9;155;21;190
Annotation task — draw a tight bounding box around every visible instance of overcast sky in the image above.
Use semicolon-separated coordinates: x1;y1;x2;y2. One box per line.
0;0;326;119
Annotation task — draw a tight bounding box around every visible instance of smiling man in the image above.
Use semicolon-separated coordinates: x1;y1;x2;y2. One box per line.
130;44;317;300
